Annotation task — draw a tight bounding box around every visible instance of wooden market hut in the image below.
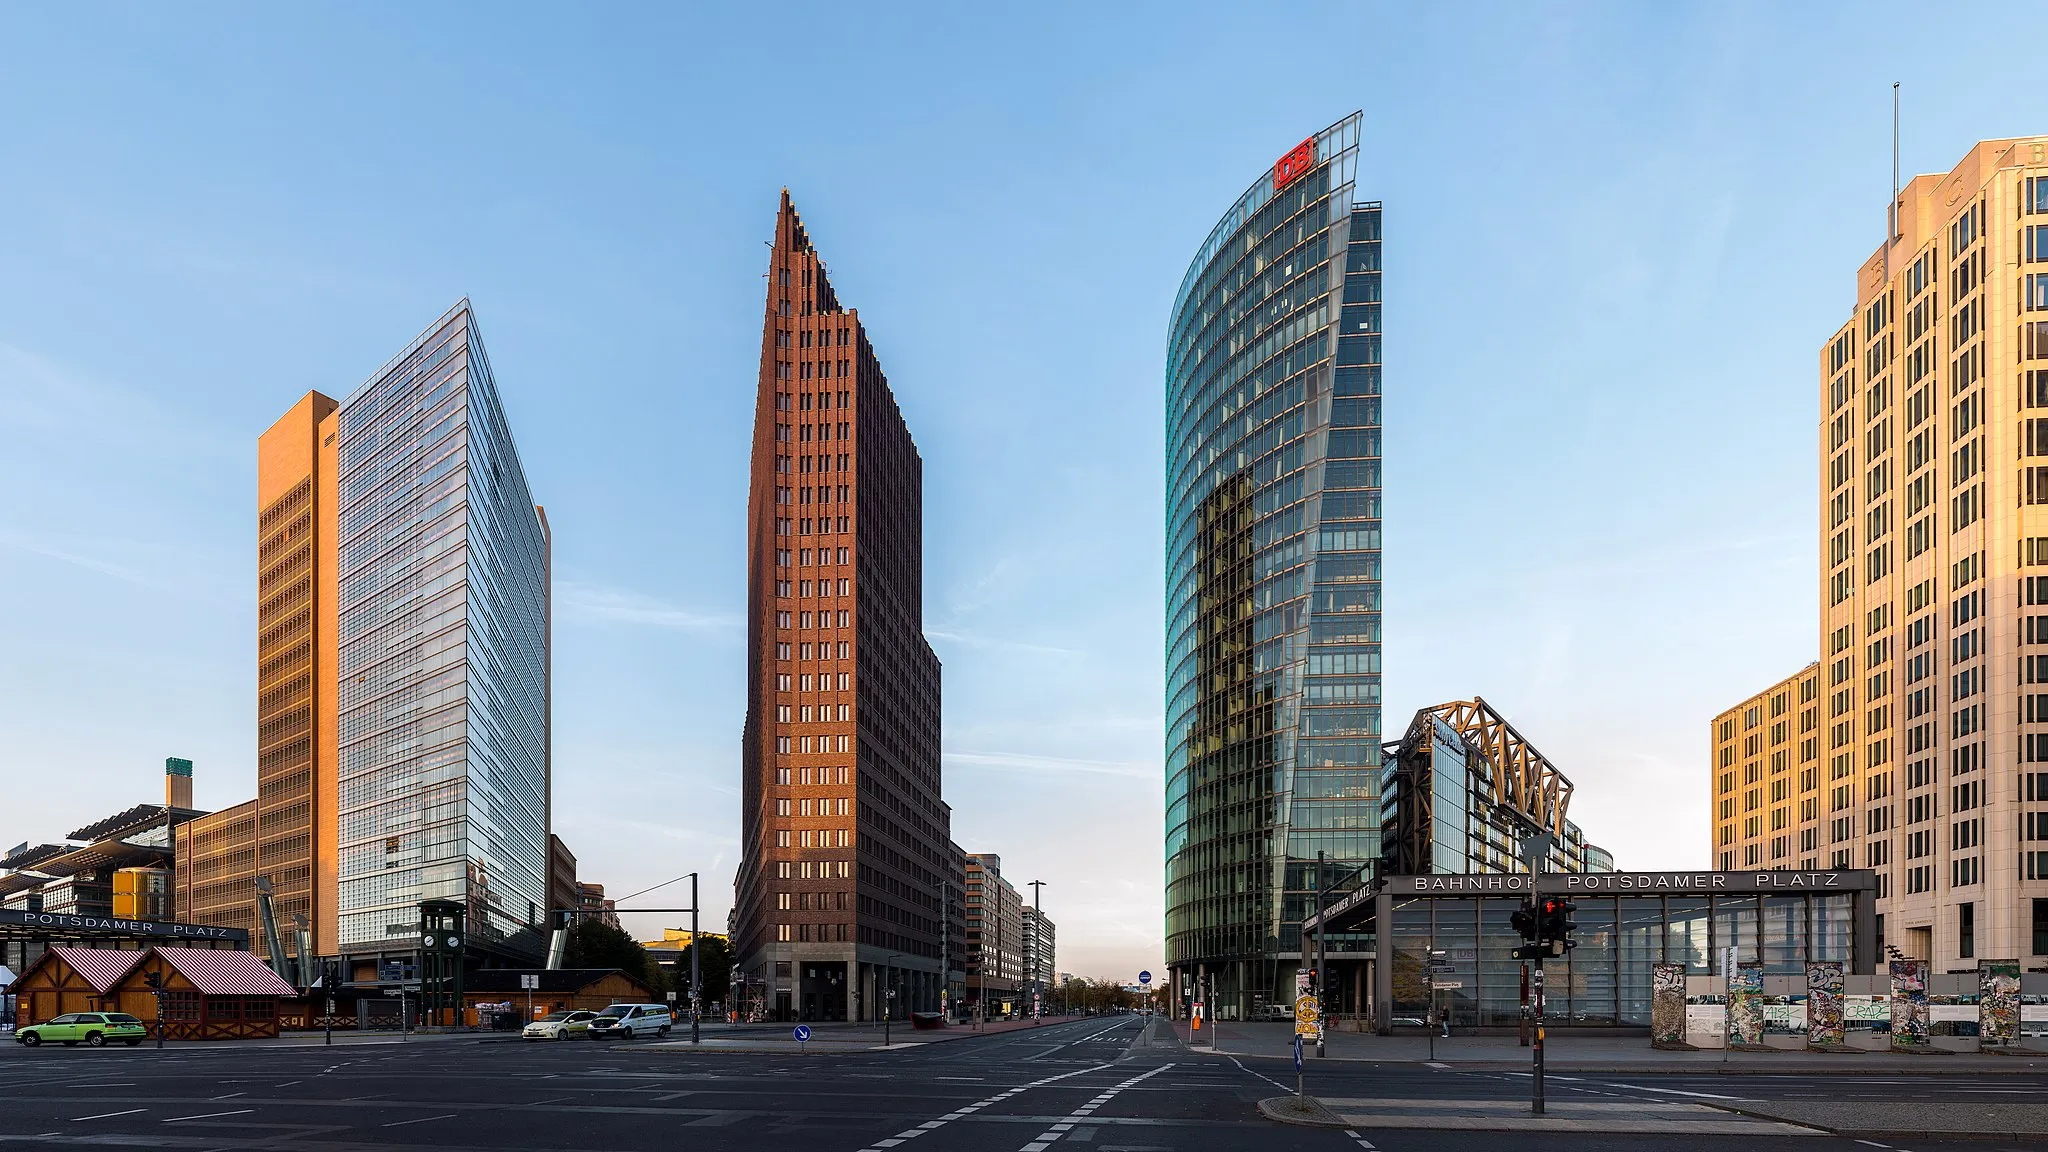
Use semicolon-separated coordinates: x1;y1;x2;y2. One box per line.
113;946;298;1040
10;946;148;1024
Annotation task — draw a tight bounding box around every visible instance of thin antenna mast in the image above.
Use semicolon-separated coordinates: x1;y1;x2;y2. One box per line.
1889;82;1901;276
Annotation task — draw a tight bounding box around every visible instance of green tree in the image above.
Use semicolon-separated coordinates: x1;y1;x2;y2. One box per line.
561;918;653;985
673;935;732;1006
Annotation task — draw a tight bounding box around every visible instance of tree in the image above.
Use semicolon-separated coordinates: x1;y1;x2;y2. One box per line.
561;917;653;985
674;935;732;1006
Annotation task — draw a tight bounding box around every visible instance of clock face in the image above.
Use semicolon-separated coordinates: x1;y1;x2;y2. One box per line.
445;936;460;949
421;934;435;948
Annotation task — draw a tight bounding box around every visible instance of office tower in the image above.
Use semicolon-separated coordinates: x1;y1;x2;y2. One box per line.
964;853;1021;1008
735;192;948;1023
1718;137;2048;970
333;300;551;971
1164;112;1383;1019
177;393;342;959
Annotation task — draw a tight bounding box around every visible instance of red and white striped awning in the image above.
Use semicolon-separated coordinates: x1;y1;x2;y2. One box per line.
153;947;296;997
49;947;147;992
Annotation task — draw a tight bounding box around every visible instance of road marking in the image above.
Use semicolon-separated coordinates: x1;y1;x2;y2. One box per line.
1425;1061;1451;1069
1225;1056;1292;1094
274;1080;301;1087
1016;1064;1175;1151
163;1109;255;1123
382;1113;459;1127
70;1109;147;1122
210;1092;246;1100
1343;1129;1378;1150
852;1063;1112;1152
1596;1081;1743;1101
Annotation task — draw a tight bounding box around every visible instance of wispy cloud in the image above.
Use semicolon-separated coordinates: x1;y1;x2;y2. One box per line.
557;581;739;631
944;750;1153;780
0;528;166;588
925;629;1083;658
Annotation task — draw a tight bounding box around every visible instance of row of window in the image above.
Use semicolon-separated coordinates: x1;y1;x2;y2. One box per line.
773;828;853;848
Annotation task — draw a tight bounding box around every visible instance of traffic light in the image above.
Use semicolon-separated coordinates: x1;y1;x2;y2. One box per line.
1509;900;1544;960
1540;897;1578;955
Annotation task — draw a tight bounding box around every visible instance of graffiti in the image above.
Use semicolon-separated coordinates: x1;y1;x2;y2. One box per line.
1806;961;1844;1046
1727;963;1765;1046
1651;962;1686;1045
1980;960;2020;1046
1889;959;1929;1049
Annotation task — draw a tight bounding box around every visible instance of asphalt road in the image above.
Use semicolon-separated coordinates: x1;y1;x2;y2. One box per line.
0;1015;2042;1151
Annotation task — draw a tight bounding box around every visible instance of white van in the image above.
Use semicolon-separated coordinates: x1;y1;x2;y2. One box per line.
588;1003;672;1040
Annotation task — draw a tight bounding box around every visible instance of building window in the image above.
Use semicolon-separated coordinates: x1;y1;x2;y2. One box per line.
1960;901;1975;959
2034;899;2048;955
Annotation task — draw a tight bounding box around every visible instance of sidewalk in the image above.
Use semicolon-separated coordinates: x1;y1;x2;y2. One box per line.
1177;1019;2048;1073
643;1015;1067;1054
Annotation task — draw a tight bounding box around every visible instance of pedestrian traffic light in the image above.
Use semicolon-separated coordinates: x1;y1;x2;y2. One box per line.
1540;897;1578;954
1509;899;1545;960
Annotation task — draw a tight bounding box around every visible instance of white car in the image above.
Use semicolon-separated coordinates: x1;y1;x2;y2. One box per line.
588;1003;672;1040
522;1010;598;1041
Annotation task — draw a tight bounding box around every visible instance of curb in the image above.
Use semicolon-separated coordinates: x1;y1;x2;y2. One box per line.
1216;1053;2048;1074
1697;1101;2042;1142
1256;1096;1348;1127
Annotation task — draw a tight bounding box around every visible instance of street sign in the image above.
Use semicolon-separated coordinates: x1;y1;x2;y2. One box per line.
1293;992;1322;1040
793;1024;811;1042
1293;1032;1304;1071
1138;970;1152;985
1432;980;1464;990
519;974;539;990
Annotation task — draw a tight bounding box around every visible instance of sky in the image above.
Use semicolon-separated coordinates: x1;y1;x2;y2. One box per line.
4;2;2046;982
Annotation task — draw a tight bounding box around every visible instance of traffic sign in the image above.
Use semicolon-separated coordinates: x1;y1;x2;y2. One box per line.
1293;1032;1304;1071
1293;992;1322;1041
1138;970;1152;985
1431;980;1464;990
793;1024;812;1042
519;974;539;990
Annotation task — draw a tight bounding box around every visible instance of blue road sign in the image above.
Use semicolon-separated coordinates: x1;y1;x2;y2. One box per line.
1138;970;1152;985
793;1025;812;1042
1293;1032;1304;1071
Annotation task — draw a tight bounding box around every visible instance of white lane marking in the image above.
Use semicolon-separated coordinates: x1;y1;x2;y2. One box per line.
70;1109;147;1122
852;1062;1111;1152
210;1092;246;1100
1595;1081;1744;1101
1014;1064;1175;1151
1342;1130;1378;1150
1425;1062;1451;1069
1225;1056;1292;1094
382;1113;459;1128
163;1109;255;1123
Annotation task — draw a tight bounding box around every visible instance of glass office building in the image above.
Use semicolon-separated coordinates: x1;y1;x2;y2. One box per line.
1164;112;1383;1019
333;300;551;967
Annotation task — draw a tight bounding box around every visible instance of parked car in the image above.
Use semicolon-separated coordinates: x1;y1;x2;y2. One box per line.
16;1013;148;1047
521;1009;599;1041
588;1003;672;1040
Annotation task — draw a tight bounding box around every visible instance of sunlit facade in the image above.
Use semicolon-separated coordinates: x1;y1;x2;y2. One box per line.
1164;112;1383;1019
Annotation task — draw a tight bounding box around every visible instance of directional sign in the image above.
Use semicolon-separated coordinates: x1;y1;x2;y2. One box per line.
1431;981;1464;990
1293;1032;1304;1071
1138;970;1152;985
793;1024;812;1042
519;974;539;990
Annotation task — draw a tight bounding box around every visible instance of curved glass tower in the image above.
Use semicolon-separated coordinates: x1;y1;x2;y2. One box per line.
1164;113;1382;1019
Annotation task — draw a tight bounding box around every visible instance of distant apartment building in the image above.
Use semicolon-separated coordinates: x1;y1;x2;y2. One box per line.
1021;905;1056;990
179;301;553;980
733;193;950;1023
1717;137;2048;970
964;853;1021;1007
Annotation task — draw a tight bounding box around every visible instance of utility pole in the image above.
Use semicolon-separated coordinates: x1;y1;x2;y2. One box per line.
1314;851;1328;1058
690;872;701;1045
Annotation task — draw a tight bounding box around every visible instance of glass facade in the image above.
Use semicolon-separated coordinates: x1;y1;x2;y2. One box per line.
1164;112;1382;1017
333;301;550;962
1380;710;1613;877
1383;892;1858;1027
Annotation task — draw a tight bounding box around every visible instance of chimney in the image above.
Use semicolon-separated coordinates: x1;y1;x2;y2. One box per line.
165;757;193;810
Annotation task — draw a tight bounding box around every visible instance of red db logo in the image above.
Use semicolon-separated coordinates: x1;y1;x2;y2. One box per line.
1273;138;1315;191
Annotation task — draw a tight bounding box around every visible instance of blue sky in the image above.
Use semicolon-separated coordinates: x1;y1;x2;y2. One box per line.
3;2;2043;980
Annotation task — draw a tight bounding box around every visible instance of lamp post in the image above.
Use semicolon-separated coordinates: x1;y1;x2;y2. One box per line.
1027;880;1046;1026
882;952;903;1047
688;872;701;1045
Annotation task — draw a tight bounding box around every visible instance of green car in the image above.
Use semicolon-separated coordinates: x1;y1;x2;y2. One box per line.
16;1013;149;1047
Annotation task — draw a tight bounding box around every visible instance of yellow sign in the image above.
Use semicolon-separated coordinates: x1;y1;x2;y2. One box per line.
1294;993;1322;1038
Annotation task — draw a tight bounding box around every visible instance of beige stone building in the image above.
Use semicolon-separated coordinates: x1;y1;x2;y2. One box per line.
1711;664;1822;872
1719;137;2048;971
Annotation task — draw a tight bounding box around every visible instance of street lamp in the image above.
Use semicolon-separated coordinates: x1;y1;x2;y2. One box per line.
1027;880;1046;1026
882;952;903;1047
